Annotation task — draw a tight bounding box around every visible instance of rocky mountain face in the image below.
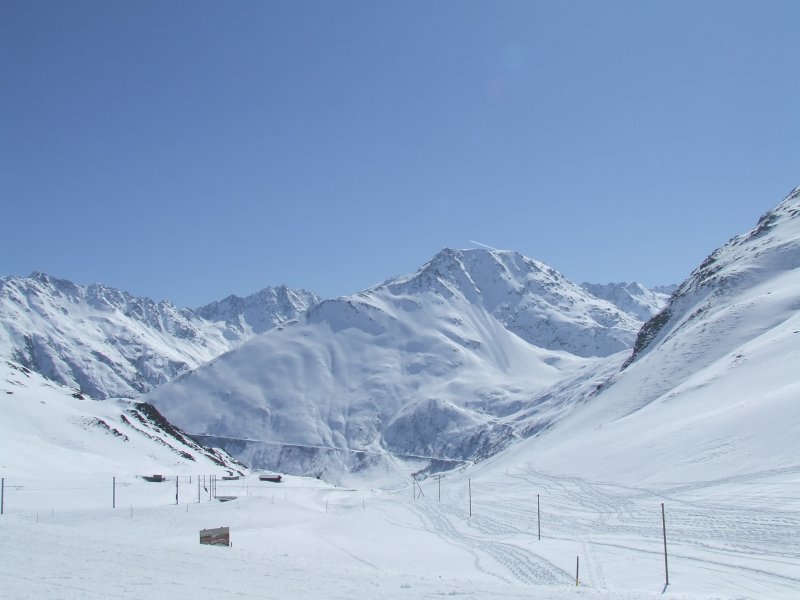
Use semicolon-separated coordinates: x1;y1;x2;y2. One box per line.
627;185;800;369
0;273;319;399
145;248;652;483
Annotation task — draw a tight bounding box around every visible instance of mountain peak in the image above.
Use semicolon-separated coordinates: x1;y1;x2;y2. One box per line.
369;247;641;358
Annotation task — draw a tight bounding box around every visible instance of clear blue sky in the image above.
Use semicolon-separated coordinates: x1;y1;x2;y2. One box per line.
2;1;798;306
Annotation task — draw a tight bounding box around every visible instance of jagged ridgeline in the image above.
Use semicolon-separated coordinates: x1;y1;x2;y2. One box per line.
0;275;319;398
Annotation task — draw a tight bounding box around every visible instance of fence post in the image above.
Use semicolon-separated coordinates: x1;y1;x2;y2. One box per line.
662;502;669;587
1;477;4;515
576;556;580;586
112;477;116;509
537;494;541;540
176;475;179;505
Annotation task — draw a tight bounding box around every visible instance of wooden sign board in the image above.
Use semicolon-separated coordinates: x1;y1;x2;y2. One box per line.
200;526;230;547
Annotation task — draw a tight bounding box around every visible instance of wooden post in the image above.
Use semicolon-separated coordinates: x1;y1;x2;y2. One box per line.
416;480;425;500
662;502;669;586
537;494;541;541
576;556;580;586
112;477;116;509
468;478;472;517
176;475;179;505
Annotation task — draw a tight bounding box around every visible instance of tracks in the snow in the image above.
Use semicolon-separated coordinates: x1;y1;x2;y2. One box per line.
404;465;800;591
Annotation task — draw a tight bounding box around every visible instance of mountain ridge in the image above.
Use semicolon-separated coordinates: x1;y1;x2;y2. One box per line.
0;273;319;399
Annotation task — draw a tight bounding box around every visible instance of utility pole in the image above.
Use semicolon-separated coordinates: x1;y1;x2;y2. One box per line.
662;503;669;587
537;494;541;540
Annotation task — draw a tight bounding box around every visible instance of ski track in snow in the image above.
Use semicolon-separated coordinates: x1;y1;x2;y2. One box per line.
371;463;800;595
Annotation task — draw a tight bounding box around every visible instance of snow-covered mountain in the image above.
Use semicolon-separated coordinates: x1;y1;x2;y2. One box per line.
517;185;800;485
195;285;320;338
580;281;670;321
0;273;318;399
0;359;242;478
146;248;645;482
385;249;643;357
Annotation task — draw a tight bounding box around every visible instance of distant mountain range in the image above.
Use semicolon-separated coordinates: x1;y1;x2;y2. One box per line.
0;274;318;398
0;248;672;481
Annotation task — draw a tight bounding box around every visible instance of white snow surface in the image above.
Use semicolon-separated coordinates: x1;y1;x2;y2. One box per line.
0;359;242;478
1;463;797;599
0;273;318;399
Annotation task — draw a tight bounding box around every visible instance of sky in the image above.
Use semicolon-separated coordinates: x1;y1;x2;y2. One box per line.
1;0;798;307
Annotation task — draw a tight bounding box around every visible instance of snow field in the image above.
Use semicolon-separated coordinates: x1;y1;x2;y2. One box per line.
2;468;797;600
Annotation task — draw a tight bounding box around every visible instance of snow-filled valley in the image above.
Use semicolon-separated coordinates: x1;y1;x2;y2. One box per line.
2;465;798;599
2;186;800;599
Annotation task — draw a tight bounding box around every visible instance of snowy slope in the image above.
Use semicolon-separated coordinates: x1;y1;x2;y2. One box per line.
146;249;642;482
510;185;800;486
0;359;242;478
0;273;318;398
581;281;670;321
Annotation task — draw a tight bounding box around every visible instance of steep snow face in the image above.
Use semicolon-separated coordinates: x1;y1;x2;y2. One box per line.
0;359;242;478
146;248;638;481
195;285;320;338
0;273;317;399
628;185;800;368
386;249;642;358
513;186;800;485
580;281;670;321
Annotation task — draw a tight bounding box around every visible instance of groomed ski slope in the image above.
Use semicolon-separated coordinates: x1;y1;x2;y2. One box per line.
1;467;797;600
